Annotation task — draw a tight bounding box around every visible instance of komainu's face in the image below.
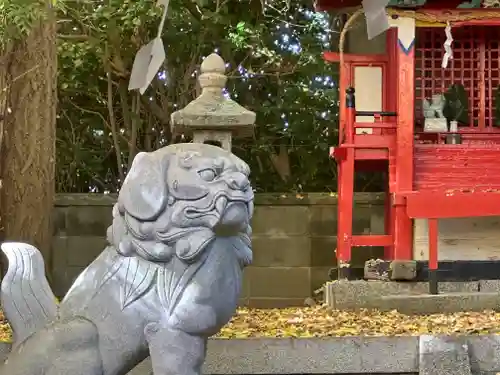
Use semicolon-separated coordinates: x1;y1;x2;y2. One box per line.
110;143;254;263
166;151;254;235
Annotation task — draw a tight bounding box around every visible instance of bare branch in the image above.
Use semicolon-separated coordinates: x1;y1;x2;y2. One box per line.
57;34;89;40
106;57;125;182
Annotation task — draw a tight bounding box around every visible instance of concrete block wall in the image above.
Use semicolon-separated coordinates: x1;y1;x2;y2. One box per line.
51;193;386;306
52;194;115;297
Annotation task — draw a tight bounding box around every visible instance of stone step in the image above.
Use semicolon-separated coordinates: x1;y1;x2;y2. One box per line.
324;280;500;313
380;292;500;314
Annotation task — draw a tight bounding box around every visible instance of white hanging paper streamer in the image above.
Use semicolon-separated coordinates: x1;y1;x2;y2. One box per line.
128;0;170;94
156;0;169;39
362;0;390;40
389;16;415;53
442;22;453;68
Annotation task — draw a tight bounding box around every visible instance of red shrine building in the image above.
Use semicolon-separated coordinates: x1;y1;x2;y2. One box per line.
317;0;500;290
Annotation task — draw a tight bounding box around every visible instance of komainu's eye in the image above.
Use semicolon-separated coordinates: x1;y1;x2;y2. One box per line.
198;168;217;181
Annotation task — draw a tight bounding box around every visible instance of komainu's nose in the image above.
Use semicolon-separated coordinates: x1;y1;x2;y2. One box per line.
227;172;250;190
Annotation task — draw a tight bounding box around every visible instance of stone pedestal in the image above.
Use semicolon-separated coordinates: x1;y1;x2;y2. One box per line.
424;118;447;132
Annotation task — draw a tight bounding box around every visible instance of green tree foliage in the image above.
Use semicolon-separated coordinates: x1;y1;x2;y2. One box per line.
56;0;344;193
1;0;46;47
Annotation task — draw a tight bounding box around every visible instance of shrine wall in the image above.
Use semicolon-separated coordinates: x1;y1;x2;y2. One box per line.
413;218;500;262
50;193;386;306
343;21;500;263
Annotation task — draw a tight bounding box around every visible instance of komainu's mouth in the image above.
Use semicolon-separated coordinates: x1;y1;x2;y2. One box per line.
215;201;250;236
182;190;253;236
220;201;248;225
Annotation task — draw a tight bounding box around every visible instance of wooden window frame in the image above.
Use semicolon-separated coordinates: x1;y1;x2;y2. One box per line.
415;26;500;130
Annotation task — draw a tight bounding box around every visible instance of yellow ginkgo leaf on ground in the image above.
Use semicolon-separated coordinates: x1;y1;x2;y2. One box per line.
3;306;500;342
216;306;500;338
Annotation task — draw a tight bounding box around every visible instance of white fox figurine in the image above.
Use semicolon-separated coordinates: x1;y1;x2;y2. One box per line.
423;94;445;119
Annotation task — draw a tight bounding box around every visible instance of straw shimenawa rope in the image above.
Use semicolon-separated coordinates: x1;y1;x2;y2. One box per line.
338;8;364;68
339;7;500;70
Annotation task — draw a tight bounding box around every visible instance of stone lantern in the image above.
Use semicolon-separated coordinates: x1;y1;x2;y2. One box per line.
171;53;256;151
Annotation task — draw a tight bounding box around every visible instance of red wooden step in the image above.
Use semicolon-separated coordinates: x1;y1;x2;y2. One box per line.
350;235;393;247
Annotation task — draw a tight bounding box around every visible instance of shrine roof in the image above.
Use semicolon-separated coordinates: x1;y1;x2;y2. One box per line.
315;0;483;11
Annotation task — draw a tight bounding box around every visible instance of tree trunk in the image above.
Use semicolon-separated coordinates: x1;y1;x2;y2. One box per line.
0;3;57;278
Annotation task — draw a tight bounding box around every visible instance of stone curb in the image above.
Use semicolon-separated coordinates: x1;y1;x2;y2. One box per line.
419;335;470;375
204;336;418;374
4;335;500;374
128;335;500;375
325;280;500;314
0;342;9;361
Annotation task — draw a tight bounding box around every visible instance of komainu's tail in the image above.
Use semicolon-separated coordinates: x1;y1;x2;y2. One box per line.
1;242;58;347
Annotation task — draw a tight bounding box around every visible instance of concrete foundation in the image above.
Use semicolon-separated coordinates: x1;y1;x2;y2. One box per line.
81;335;500;375
4;334;500;374
325;280;500;313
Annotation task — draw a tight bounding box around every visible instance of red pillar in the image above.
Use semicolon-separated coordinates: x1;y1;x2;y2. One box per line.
384;28;398;261
428;218;439;294
393;25;415;261
336;87;356;279
384;184;395;260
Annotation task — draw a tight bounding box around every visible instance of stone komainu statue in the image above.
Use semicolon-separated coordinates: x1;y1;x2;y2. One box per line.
0;143;253;375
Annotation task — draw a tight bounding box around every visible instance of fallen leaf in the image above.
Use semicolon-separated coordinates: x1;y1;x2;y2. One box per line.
216;306;500;338
3;305;500;342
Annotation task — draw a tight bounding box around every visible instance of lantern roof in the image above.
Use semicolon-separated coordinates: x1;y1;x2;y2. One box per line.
170;53;256;138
